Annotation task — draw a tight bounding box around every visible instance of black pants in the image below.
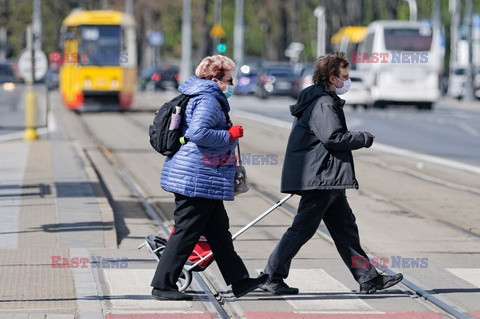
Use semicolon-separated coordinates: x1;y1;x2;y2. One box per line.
151;193;249;290
264;189;379;284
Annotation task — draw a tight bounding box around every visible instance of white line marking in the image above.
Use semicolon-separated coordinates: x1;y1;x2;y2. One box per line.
447;268;480;288
284;269;373;312
457;122;479;137
232;110;480;175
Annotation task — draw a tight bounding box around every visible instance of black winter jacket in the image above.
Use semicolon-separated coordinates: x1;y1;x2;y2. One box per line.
280;84;373;194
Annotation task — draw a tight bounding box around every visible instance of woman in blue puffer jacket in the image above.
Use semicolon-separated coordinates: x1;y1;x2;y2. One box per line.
150;55;268;301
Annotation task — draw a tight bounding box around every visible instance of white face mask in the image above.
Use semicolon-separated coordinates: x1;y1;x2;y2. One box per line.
334;77;351;95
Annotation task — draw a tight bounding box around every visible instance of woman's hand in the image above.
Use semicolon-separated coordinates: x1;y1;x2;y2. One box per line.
228;125;244;141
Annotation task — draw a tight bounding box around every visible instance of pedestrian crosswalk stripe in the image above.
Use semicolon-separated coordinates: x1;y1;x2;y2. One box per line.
104;269;193;310
446;268;480;288
260;269;373;312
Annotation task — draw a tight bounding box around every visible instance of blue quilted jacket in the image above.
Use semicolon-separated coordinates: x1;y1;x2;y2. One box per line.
160;76;238;201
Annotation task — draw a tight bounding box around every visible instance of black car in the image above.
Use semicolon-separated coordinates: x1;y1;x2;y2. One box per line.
0;62;16;84
139;64;179;91
255;64;296;99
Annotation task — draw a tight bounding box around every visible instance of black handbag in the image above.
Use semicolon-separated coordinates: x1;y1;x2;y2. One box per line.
234;143;249;195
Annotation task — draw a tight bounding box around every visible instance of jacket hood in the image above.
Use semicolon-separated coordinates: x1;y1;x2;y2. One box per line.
179;76;230;112
290;83;345;118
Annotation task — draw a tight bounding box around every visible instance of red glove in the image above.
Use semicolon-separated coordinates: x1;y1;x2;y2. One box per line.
228;125;244;141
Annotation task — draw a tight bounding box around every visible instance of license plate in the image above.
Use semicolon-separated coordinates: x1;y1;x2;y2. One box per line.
276;82;291;90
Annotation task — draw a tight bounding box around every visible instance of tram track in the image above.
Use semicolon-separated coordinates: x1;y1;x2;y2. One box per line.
82;134;242;318
76;109;479;319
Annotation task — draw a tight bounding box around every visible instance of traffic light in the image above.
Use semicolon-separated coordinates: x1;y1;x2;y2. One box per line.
216;41;227;53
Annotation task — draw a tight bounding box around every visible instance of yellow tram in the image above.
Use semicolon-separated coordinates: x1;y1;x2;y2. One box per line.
59;10;137;110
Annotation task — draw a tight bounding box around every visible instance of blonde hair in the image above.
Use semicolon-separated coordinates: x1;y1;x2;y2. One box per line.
195;55;235;80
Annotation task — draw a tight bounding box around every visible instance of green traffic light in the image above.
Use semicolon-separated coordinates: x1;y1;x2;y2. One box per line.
216;43;227;53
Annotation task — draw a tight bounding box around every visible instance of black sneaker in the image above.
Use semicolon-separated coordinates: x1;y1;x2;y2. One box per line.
260;273;299;295
232;273;269;298
152;288;193;301
359;273;403;294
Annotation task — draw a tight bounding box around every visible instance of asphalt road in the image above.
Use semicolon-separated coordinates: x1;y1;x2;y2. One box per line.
227;94;480;167
54;88;478;318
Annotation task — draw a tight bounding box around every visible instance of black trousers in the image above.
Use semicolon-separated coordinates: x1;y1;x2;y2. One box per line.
264;189;379;284
151;193;249;290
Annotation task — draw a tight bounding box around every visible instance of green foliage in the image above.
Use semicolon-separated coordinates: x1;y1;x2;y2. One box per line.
2;0;479;69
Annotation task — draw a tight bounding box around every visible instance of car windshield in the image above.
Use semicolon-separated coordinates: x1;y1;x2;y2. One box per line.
78;25;121;66
384;27;432;51
0;65;14;77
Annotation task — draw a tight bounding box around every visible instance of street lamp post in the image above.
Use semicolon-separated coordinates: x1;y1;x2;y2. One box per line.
180;0;192;82
463;0;475;101
314;6;325;58
233;0;244;68
405;0;417;21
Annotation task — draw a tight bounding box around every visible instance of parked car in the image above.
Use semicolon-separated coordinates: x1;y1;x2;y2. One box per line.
342;71;371;109
139;64;179;91
0;62;16;83
448;66;466;100
448;66;480;100
44;68;59;90
290;63;314;99
255;64;296;99
234;65;258;95
475;67;480;99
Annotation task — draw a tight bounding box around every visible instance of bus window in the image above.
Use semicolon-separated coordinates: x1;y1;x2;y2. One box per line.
384;28;432;51
79;25;121;66
364;33;374;55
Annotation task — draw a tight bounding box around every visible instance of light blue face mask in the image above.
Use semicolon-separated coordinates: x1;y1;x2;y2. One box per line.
223;85;234;98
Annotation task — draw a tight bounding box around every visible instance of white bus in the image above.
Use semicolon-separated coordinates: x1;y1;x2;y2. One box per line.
356;20;444;110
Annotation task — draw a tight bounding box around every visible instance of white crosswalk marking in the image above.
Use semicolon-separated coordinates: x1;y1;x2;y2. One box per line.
277;269;373;312
104;269;192;310
446;268;480;288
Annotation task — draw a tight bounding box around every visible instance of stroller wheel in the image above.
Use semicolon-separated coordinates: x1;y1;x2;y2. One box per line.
177;268;192;292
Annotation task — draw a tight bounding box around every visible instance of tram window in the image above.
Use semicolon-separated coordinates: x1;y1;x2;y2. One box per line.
78;25;121;66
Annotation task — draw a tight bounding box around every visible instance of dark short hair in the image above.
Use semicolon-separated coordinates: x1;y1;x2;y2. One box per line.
312;52;349;85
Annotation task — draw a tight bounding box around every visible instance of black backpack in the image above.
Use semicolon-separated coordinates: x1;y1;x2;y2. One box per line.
149;94;192;156
149;94;231;156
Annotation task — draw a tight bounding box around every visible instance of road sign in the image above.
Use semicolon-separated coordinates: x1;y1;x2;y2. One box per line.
18;49;48;82
210;24;225;38
148;31;164;47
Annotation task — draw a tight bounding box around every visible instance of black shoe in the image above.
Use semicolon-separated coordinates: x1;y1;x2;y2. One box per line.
232;273;269;298
260;274;299;295
359;273;403;294
152;288;193;301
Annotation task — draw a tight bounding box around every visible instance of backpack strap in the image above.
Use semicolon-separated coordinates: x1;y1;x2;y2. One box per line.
219;103;231;125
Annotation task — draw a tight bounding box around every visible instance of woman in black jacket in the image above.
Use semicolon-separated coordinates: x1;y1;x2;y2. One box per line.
260;52;403;295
